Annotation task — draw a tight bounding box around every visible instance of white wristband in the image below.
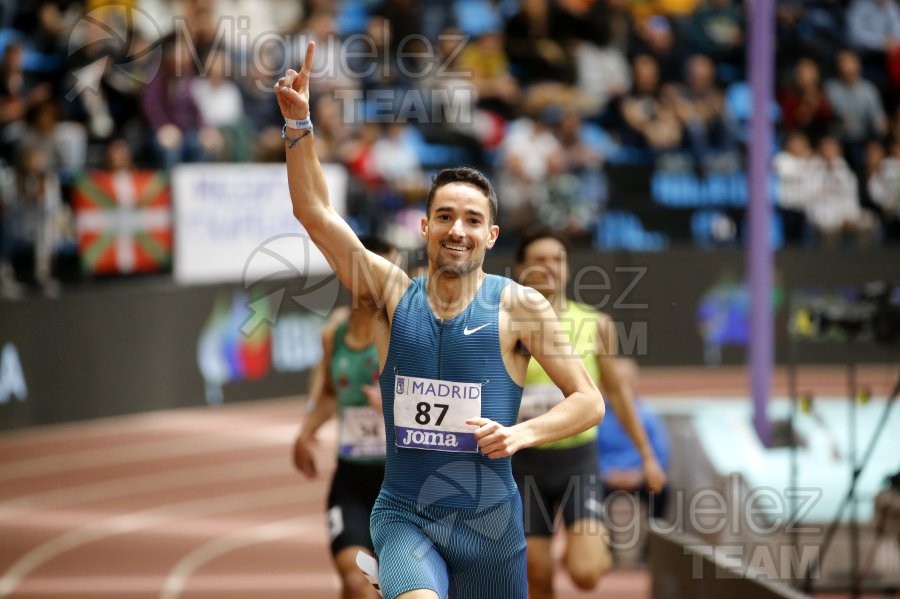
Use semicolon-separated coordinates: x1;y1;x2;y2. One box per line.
284;116;312;130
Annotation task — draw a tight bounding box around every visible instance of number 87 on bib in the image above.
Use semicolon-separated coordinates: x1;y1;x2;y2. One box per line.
394;375;482;452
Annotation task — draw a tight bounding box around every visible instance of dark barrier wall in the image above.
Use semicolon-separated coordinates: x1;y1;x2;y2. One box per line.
0;277;344;431
484;248;899;367
1;249;897;431
648;530;810;599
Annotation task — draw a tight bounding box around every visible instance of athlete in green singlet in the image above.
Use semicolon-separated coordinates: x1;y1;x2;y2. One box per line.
511;228;667;599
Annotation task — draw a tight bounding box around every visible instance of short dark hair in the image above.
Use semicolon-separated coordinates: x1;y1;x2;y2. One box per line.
359;236;396;256
514;226;572;265
425;167;498;225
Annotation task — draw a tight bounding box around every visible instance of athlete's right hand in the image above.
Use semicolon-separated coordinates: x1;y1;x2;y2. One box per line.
274;41;315;121
292;436;317;477
467;417;527;459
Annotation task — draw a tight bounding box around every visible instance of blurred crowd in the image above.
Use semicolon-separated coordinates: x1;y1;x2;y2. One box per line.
0;0;899;296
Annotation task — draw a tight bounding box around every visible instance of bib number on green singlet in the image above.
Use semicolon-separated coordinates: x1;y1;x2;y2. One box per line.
339;406;386;458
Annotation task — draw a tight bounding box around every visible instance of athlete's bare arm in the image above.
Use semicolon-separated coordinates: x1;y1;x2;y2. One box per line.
594;313;667;492
276;42;409;322
469;283;605;458
292;309;346;477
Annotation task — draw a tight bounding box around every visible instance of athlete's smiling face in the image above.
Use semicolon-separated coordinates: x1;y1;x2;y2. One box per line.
423;182;499;277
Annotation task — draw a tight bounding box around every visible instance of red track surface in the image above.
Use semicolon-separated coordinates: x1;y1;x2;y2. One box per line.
0;365;894;598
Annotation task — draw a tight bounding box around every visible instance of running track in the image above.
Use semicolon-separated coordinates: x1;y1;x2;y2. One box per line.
0;365;894;598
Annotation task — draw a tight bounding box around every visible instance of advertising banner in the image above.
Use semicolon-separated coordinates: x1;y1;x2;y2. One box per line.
172;163;348;284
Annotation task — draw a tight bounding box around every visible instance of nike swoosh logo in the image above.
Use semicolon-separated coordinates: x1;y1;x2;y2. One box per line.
463;323;490;336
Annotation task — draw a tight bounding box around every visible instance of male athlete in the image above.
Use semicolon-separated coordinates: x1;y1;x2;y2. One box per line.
277;42;604;599
513;228;667;599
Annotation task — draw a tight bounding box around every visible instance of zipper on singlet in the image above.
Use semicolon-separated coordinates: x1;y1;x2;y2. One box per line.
437;317;444;379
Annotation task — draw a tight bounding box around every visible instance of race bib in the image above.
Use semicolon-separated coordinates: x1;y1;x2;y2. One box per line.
393;374;481;452
518;384;564;422
339;407;386;458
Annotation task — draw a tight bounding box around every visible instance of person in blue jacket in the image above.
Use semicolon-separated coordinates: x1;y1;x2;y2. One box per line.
597;357;670;521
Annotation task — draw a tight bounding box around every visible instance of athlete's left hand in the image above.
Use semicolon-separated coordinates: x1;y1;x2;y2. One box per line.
643;456;668;494
467;418;525;459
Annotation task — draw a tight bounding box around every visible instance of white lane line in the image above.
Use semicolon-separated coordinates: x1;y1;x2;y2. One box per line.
0;484;318;597
0;398;304;448
0;457;302;524
12;573;337;595
159;514;321;599
0;424;301;483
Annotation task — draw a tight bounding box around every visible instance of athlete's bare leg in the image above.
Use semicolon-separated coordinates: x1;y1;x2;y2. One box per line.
563;518;613;590
525;536;555;599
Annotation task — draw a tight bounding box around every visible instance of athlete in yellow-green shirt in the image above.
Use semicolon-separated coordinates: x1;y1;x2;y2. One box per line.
511;227;668;599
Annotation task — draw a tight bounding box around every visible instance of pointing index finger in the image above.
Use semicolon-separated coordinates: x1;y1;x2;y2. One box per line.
294;41;316;91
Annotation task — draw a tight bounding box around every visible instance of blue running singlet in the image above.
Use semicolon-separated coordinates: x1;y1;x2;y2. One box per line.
370;274;527;598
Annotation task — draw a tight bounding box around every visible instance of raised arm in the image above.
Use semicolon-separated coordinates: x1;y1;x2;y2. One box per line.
470;284;605;458
594;313;667;493
275;42;408;310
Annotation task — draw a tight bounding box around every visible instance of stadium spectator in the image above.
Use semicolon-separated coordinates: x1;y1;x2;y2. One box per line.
4;145;70;295
541;107;607;243
776;0;845;69
806;135;876;245
0;159;19;298
825;49;888;165
0;43;51;163
62;5;156;156
630;15;687;85
342;14;404;96
867;139;900;240
369;123;427;198
309;94;355;164
104;137;135;172
778;57;834;141
497;108;564;237
288;9;358;96
19;99;86;183
29;1;70;57
191;48;252;161
374;0;426;63
773;130;818;244
176;0;222;69
504;0;579;86
414;28;485;166
846;0;900;90
686;0;744;81
1;0;899;267
236;43;284;162
614;54;683;153
573;37;631;118
139;41;213;168
457;29;520;120
670;53;734;166
602;0;638;52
